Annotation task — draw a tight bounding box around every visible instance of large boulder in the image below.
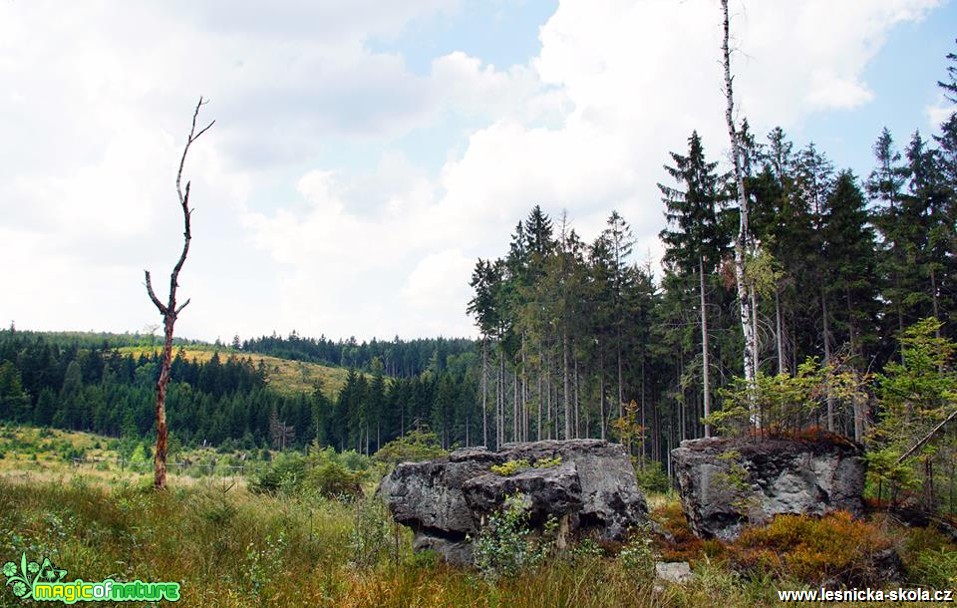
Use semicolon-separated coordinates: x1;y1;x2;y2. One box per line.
671;435;866;541
378;439;648;564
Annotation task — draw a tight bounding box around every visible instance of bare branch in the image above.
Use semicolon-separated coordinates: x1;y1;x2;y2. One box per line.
176;96;216;207
897;407;957;465
175;299;191;315
144;270;168;315
167;181;193;313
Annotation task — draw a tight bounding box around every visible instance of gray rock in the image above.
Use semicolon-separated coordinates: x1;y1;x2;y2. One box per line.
671;436;866;541
655;561;692;584
378;439;649;564
462;461;583;529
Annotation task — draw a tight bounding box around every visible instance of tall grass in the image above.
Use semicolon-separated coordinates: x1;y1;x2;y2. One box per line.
0;478;780;608
1;477;953;607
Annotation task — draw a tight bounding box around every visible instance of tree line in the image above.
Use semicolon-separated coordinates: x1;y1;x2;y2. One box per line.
465;45;957;483
0;332;314;450
239;333;474;378
0;330;483;456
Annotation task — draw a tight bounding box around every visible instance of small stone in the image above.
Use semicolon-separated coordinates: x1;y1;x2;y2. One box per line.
655;561;692;584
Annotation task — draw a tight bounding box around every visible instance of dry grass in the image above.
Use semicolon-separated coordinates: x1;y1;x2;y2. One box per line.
0;478;795;608
1;427;952;607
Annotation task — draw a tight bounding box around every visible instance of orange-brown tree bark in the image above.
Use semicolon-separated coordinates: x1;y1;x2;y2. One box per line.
145;97;214;490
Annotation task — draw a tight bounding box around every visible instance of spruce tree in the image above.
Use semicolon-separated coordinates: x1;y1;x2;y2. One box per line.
659;131;727;437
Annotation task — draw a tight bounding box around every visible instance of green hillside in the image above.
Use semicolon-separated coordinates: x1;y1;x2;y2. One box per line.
116;346;352;399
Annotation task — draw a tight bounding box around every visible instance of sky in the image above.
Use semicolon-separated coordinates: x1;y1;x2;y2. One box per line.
1;0;954;343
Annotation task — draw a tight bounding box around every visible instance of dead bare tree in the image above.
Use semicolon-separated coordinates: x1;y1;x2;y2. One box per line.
145;97;214;490
720;0;758;428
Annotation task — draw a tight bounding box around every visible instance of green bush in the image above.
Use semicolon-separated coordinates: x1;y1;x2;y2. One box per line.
249;452;308;494
339;449;373;472
348;497;392;568
618;528;659;576
902;526;957;587
373;429;447;465
634;460;670;493
304;459;362;499
251;447;367;499
471;493;556;580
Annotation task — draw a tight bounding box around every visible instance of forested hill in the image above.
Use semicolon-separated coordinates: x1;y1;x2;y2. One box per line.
240;333;475;378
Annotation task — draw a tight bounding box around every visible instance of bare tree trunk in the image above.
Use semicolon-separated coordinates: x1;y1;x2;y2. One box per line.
537;353;543;441
699;257;712;438
775;286;785;375
640;358;646;467
144;97;213;491
499;350;505;448
617;331;624;419
822;288;834;432
574;354;580;439
599;347;606;440
482;339;488;446
563;320;571;440
751;284;759;375
896;407;957;465
546;362;553;440
852;394;864;444
721;0;757;426
513;366;519;443
521;333;527;441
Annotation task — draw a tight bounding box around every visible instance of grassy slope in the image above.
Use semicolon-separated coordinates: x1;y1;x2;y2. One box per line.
0;426;257;487
0;426;955;607
0;478;776;608
117;346;352;399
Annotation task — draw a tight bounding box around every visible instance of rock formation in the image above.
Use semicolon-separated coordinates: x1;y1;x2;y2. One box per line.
379;439;648;564
671;435;866;541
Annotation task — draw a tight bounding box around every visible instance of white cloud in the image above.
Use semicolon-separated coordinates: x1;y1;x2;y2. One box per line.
805;72;874;109
401;249;476;335
926;94;955;128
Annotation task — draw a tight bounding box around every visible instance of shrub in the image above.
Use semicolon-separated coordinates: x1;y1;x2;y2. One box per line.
619;529;659;576
901;525;957;587
373;429;447;465
349;497;392;568
730;512;893;585
634;460;670;493
490;459;531;476
339;449;373;472
533;456;562;469
304;459;362;499
651;499;705;562
471;493;556;579
249;452;308;494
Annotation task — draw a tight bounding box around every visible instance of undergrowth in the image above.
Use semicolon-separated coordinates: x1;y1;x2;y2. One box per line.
0;480;954;607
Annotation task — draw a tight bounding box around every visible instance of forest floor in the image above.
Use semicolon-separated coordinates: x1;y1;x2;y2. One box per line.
0;427;955;607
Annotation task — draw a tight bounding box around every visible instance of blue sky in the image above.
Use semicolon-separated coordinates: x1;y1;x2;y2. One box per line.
799;1;955;178
0;0;953;343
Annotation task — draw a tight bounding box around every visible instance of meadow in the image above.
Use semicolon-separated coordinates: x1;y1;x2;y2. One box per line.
0;426;955;607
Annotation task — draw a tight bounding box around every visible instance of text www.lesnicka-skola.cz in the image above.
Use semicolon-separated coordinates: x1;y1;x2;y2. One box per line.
778;588;954;602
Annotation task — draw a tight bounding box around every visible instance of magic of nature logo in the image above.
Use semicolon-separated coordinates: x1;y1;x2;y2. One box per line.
2;553;180;604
